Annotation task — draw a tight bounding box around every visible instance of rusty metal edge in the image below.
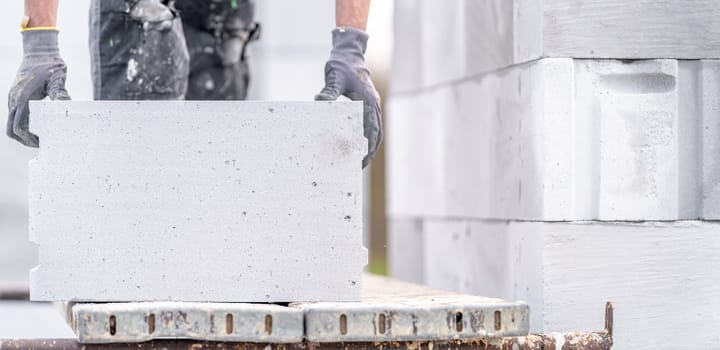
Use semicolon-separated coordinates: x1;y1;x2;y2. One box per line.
0;334;612;350
605;301;614;339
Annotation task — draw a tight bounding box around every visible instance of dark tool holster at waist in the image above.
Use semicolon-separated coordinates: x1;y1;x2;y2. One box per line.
175;0;261;65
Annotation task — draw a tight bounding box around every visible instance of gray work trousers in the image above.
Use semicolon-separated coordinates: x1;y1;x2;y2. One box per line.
89;0;257;101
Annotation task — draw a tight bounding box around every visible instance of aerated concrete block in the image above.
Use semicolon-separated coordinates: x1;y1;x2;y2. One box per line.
417;219;720;350
392;0;720;92
387;218;425;284
28;101;367;302
391;0;538;93
387;58;720;221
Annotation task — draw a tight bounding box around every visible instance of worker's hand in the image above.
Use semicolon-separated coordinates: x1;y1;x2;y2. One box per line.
7;30;70;147
316;27;382;169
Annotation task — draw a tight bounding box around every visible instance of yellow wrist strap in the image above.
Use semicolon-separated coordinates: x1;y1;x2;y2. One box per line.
20;16;59;32
21;26;60;32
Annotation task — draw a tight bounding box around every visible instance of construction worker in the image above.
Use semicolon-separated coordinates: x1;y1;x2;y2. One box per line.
7;0;382;168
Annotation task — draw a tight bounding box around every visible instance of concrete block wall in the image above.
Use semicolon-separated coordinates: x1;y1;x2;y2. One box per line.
391;0;720;93
388;58;720;221
390;218;720;349
29;101;367;302
387;1;720;349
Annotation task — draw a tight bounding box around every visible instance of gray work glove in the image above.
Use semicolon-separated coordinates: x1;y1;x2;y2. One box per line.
316;27;382;169
7;30;70;147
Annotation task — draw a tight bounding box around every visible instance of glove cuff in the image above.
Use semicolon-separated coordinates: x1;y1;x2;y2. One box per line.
22;30;60;55
332;27;369;55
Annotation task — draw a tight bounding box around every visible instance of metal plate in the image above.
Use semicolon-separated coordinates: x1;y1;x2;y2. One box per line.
71;302;303;343
67;274;528;343
294;274;529;342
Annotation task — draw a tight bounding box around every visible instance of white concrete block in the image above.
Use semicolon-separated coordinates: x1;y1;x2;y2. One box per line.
28;101;367;302
391;0;523;93
422;221;506;296
420;220;543;331
385;86;448;218
389;0;423;93
392;0;720;92
543;0;720;59
418;219;720;350
700;62;720;218
387;58;720;220
387;218;424;284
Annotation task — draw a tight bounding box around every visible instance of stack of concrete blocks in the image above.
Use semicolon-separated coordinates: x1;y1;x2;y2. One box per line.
387;1;720;349
29;101;367;302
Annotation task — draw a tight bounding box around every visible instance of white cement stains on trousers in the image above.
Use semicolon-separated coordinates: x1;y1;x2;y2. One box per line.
391;0;720;93
126;58;139;82
387;58;720;221
28;101;367;302
413;218;720;350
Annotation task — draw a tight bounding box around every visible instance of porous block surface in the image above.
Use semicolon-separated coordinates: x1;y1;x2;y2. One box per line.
386;218;424;285
387;58;720;221
408;219;720;350
392;0;720;92
28;101;367;302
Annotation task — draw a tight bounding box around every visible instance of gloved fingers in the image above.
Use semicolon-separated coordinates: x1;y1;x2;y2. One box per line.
315;89;340;101
7;72;50;147
346;90;382;169
361;98;382;169
315;68;343;101
10;98;39;147
367;98;383;153
6;106;25;144
47;66;71;101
